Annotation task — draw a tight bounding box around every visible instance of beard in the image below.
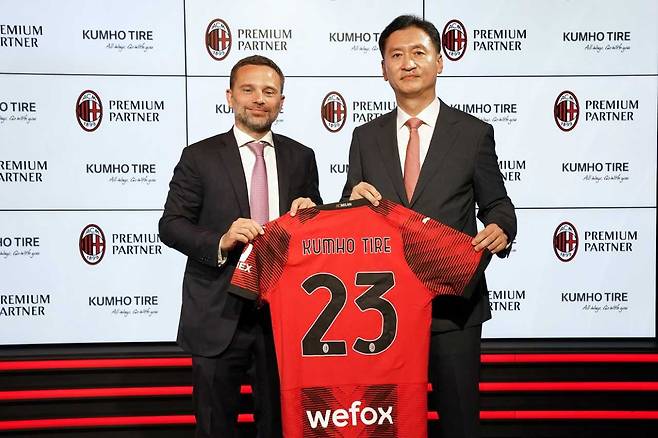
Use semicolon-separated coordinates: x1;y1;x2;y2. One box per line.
235;107;278;134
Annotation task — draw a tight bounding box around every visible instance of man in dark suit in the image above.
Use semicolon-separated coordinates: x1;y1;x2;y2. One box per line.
160;55;322;438
341;16;516;438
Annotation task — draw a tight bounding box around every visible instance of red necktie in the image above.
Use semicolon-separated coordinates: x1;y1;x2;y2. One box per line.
403;118;423;202
247;141;269;225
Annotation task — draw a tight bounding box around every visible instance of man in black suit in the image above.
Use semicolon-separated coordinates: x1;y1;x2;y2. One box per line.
342;16;516;438
160;55;322;438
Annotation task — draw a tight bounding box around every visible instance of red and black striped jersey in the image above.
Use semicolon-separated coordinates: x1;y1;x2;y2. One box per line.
230;199;490;438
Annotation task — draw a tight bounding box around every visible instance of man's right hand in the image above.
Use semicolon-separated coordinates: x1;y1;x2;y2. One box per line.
220;218;264;253
349;181;382;206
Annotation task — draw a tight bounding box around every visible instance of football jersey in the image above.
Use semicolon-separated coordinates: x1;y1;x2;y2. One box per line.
229;199;490;438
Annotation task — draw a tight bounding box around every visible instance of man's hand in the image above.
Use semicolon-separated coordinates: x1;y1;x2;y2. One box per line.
349;182;381;206
472;223;508;254
220;218;264;253
290;197;316;217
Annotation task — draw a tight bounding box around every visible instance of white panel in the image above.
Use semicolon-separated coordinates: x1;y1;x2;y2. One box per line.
185;0;421;76
426;0;658;75
436;75;658;208
483;208;656;338
0;74;186;209
185;76;236;144
0;0;185;75
0;211;185;344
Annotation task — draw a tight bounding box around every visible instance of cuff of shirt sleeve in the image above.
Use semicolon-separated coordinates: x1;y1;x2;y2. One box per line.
217;237;227;267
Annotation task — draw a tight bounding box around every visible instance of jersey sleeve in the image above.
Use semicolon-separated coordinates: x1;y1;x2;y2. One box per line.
228;220;291;302
401;211;491;299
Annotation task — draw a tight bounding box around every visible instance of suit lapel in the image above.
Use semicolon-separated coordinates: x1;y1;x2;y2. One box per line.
376;110;408;206
410;100;459;207
273;133;290;216
217;131;250;217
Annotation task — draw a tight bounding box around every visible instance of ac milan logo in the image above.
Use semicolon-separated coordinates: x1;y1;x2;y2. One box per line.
554;91;580;132
553;222;578;262
321;91;347;133
206;19;232;61
76;90;103;132
79;224;106;265
442;20;467;61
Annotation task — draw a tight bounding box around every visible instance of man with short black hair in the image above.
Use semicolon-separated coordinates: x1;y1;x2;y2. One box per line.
160;55;322;438
342;15;516;438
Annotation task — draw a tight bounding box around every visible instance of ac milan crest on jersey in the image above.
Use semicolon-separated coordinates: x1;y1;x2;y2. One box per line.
79;224;106;265
321;91;347;133
206;18;232;61
442;20;467;61
553;221;579;262
76;90;103;132
554;90;580;131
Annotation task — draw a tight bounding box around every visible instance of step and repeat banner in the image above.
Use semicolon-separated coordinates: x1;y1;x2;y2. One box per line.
1;0;656;344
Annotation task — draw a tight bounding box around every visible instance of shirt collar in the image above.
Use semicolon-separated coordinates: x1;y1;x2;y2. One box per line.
396;98;440;131
232;125;275;148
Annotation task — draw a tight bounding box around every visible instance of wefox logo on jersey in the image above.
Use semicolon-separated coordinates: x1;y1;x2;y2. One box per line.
237;243;253;272
305;400;393;429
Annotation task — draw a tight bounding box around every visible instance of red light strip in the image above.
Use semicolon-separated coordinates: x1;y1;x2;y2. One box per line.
479;411;658;420
2;354;657;372
1;411;657;430
0;358;192;371
428;411;658;420
0;386;192;401
0;415;196;431
1;381;657;401
238;414;255;423
481;354;658;363
479;382;658;392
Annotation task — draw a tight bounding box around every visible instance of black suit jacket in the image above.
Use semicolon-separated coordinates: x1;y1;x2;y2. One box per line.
341;100;516;332
160;130;322;356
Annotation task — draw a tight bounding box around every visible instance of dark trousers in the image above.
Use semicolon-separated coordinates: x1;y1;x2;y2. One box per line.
429;324;482;438
192;306;281;438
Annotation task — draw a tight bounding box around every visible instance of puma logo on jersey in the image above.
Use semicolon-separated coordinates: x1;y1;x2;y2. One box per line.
305;400;393;429
422;217;431;224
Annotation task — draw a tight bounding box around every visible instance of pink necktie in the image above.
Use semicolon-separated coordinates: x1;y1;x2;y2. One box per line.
404;118;423;202
247;141;269;225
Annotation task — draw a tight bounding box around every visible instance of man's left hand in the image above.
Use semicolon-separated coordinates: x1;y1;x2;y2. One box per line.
289;197;316;216
472;223;508;254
